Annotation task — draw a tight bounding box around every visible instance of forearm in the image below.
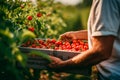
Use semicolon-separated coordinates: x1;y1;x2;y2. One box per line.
62;49;104;67
61;36;114;67
72;49;104;66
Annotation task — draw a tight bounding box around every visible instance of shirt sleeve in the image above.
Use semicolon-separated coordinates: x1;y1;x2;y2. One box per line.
91;0;120;37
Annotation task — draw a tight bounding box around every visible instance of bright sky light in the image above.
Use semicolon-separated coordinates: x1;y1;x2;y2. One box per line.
21;0;83;5
54;0;83;5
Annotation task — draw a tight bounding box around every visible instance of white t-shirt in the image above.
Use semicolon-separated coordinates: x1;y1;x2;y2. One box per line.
88;0;120;80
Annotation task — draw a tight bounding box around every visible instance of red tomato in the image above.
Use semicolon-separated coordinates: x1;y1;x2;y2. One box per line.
38;40;44;44
64;41;70;46
51;39;56;43
23;39;88;52
37;13;42;17
75;46;80;51
79;41;84;45
84;45;88;50
46;38;51;43
55;41;62;45
72;39;77;43
31;44;36;48
28;27;35;32
27;16;32;20
36;46;41;48
55;47;59;50
66;45;72;49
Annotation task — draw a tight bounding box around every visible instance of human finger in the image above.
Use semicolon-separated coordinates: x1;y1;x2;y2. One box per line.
59;32;72;41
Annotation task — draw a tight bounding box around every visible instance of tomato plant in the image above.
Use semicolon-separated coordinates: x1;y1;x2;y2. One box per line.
7;0;67;39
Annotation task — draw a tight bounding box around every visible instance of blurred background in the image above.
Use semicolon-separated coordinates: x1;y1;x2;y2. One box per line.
0;0;93;80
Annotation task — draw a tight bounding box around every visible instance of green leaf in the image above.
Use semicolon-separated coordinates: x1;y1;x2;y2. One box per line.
30;51;52;63
19;29;36;45
0;28;14;39
21;29;36;39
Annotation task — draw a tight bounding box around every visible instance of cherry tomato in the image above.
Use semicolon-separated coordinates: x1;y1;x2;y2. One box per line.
28;27;35;32
27;16;32;20
37;12;42;17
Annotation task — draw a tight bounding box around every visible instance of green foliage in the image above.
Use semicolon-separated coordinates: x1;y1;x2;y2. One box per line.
0;28;30;80
0;0;91;80
30;51;52;63
76;0;92;8
0;0;36;80
61;6;83;31
79;7;91;29
6;0;67;39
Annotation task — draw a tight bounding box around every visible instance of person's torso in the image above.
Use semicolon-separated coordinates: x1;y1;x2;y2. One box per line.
88;0;120;80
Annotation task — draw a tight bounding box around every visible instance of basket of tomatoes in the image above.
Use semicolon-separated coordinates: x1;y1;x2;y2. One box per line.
18;38;91;76
19;38;88;59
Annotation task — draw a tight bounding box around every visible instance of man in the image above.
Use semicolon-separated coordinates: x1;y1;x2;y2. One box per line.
49;0;120;80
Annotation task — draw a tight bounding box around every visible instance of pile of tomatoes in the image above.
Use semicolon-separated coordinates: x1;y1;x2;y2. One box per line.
21;39;88;52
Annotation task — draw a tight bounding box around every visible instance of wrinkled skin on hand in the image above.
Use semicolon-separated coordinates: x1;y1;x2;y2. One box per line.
59;30;88;41
48;56;65;68
59;31;78;42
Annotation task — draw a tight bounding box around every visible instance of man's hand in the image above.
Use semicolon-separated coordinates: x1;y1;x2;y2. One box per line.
48;56;65;68
59;30;88;41
59;31;76;41
48;56;75;68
